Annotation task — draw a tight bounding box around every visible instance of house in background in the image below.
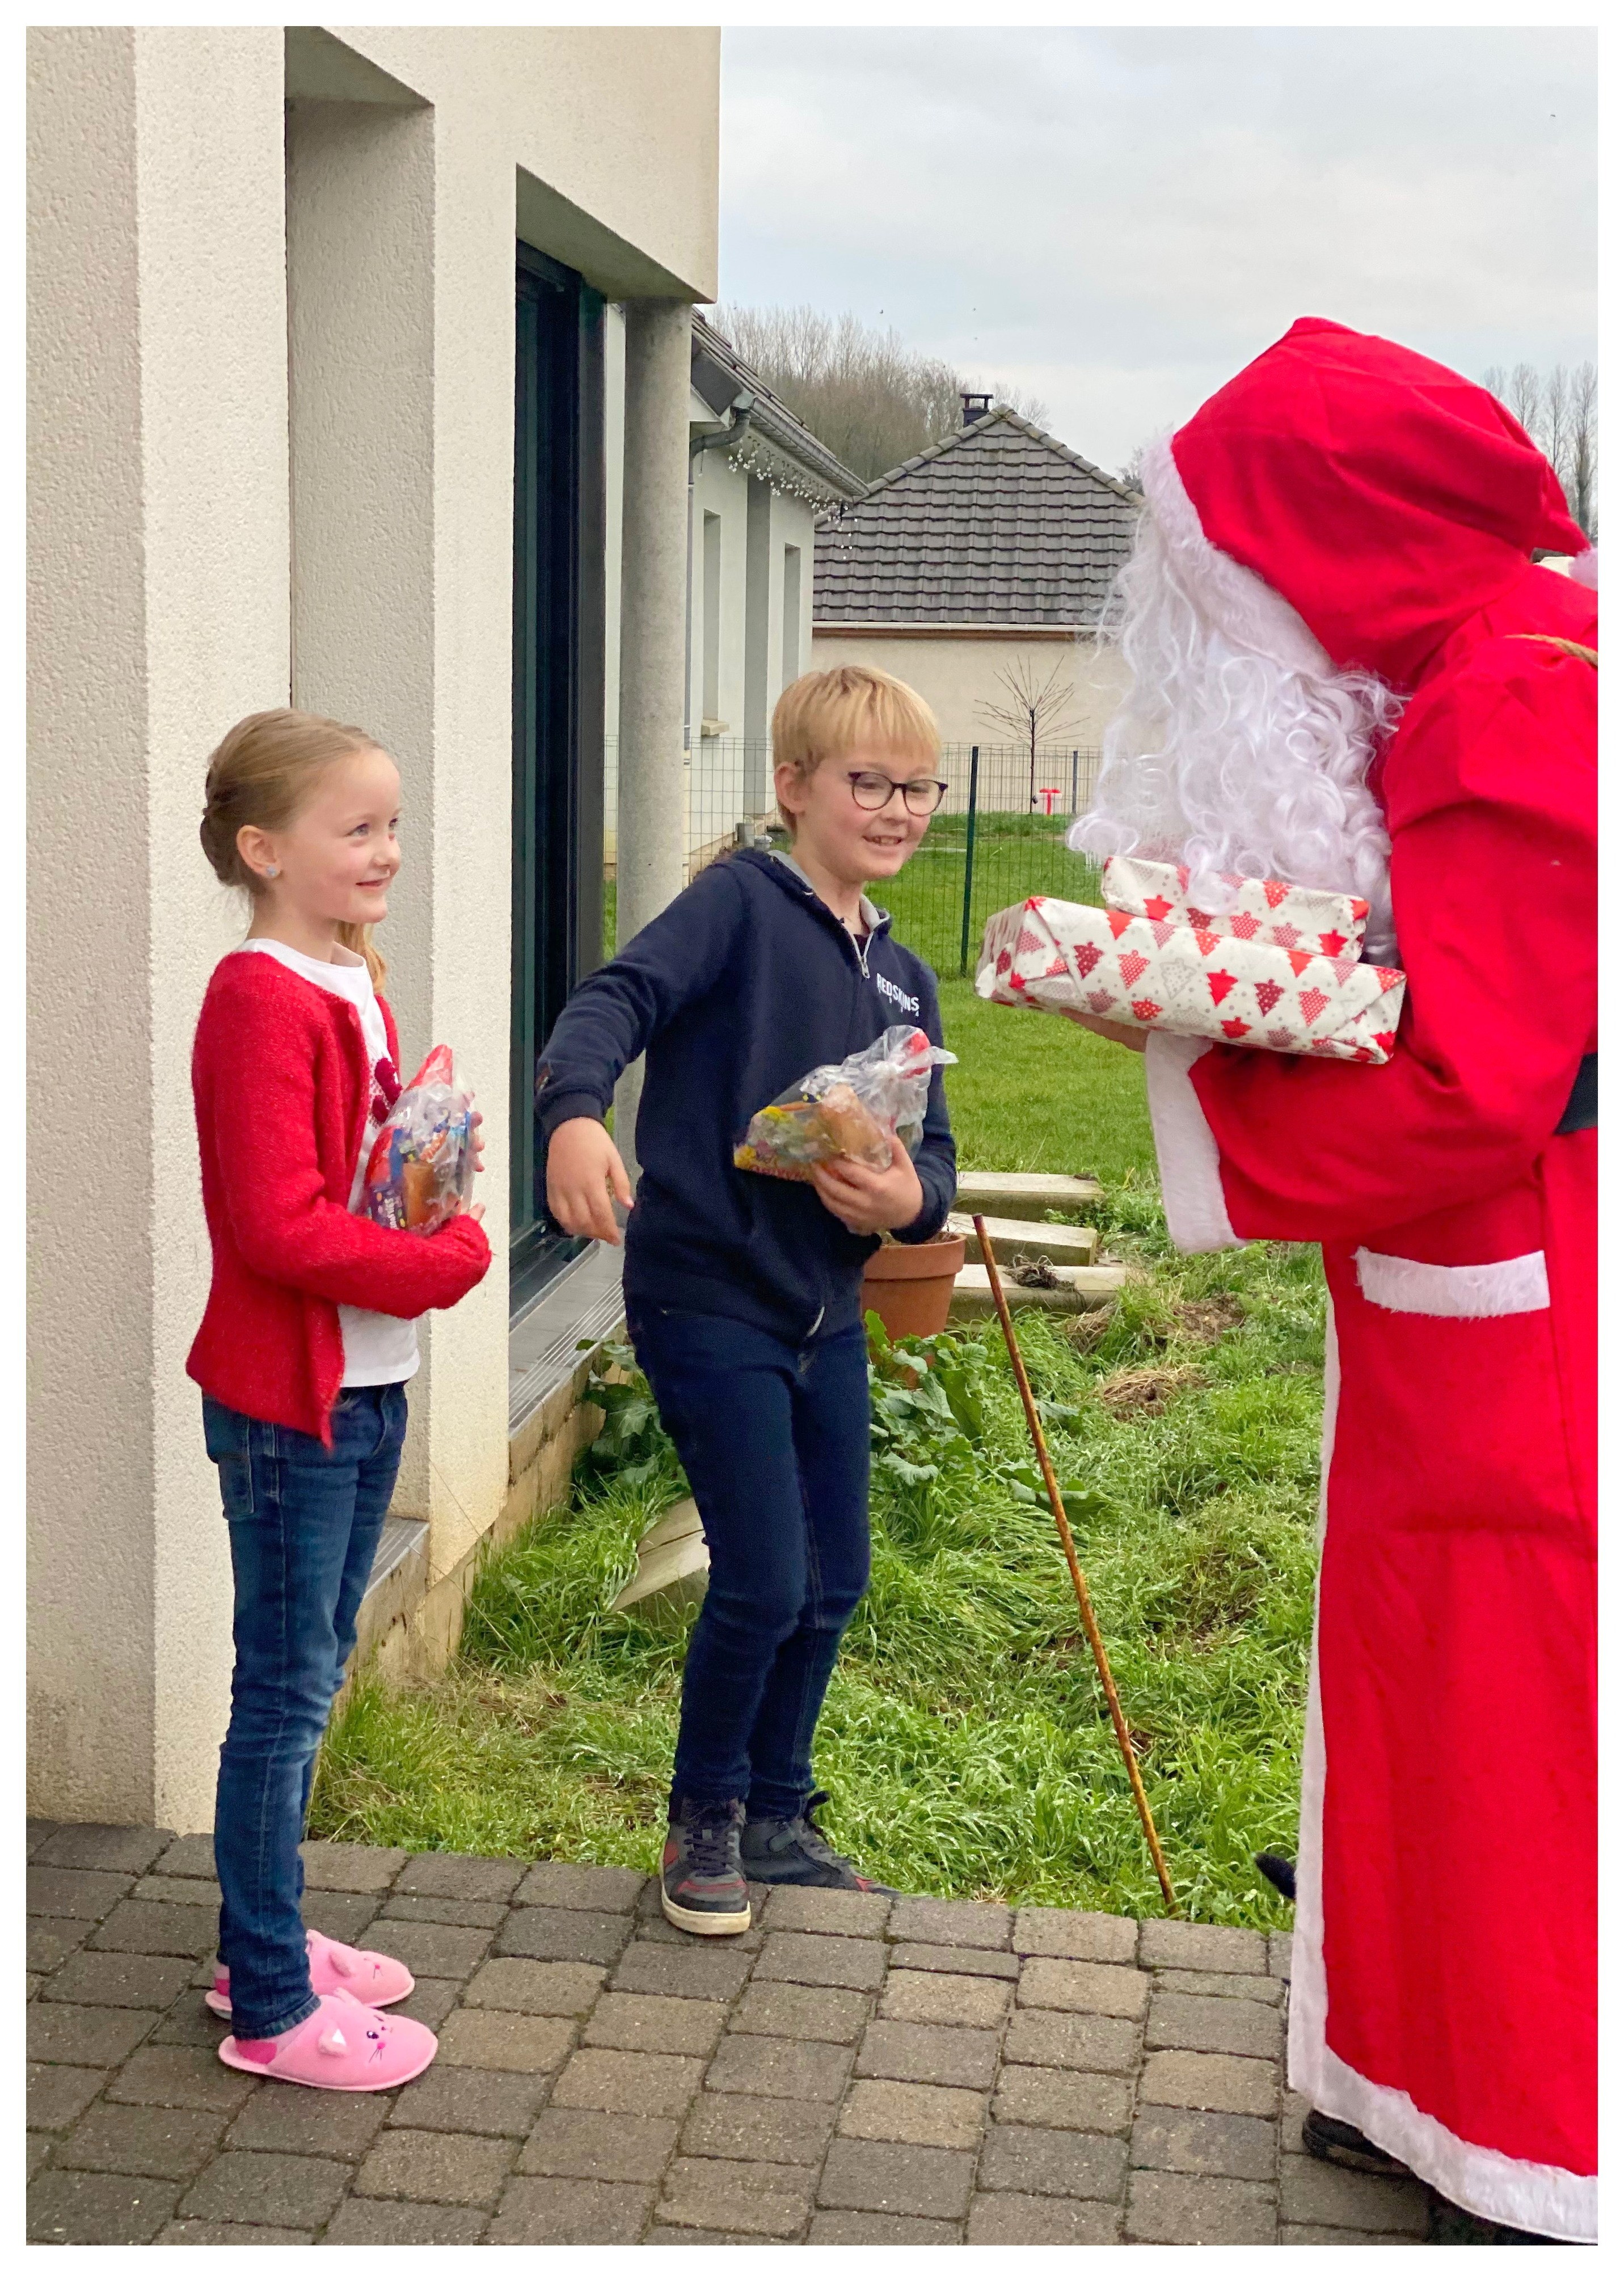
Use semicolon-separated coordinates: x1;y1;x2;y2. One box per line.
603;313;865;879
29;24;718;1833
812;400;1142;807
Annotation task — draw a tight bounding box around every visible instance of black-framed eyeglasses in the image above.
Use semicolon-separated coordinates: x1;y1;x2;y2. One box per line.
847;770;948;816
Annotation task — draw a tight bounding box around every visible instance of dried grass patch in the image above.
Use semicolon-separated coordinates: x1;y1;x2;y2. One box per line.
1064;1308;1112;1355
1096;1364;1208;1416
1178;1294;1248;1343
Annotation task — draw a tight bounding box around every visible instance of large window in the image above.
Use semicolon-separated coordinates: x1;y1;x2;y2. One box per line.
511;244;605;1316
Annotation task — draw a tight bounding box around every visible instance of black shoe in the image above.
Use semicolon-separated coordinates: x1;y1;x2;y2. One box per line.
660;1797;751;1936
1427;2197;1569;2245
739;1789;899;1895
1302;2108;1408;2177
1255;1851;1297;1902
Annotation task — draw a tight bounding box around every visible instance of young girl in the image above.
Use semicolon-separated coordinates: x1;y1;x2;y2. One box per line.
189;708;490;2090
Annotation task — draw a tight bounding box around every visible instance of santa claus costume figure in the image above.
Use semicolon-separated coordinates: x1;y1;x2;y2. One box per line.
1070;319;1596;2242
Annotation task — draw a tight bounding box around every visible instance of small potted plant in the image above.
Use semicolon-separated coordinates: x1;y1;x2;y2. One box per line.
860;1227;966;1340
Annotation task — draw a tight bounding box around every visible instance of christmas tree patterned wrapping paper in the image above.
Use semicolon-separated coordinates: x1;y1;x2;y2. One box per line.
976;857;1406;1066
1099;854;1370;957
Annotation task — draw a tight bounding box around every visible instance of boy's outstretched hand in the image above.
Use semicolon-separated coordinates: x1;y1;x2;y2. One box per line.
546;1116;633;1245
810;1131;925;1237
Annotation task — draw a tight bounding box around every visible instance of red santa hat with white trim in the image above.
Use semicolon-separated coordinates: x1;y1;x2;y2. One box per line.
1140;316;1594;693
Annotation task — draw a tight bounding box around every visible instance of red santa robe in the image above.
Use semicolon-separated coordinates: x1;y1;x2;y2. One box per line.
1135;322;1596;2241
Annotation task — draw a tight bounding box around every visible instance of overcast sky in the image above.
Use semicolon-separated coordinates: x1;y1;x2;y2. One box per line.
718;28;1597;474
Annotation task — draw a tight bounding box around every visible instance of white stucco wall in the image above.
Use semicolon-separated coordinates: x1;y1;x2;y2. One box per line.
809;628;1129;754
757;484;818;726
28;26;290;1829
602;326;828;873
28;24;719;1830
293;26;718;305
685;453;825;857
687;441;748;856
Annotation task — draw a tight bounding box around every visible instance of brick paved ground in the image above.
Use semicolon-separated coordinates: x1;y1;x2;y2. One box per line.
26;1822;1436;2245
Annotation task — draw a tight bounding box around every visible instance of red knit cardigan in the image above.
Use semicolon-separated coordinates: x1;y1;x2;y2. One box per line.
188;951;491;1444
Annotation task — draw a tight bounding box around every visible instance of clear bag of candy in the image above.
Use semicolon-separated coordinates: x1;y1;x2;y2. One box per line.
733;1024;955;1183
362;1045;477;1234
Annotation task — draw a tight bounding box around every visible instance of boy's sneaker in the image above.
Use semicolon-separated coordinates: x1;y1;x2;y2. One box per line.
740;1790;899;1895
661;1797;752;1935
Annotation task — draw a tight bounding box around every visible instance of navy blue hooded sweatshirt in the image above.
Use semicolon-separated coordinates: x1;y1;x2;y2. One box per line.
534;848;956;1343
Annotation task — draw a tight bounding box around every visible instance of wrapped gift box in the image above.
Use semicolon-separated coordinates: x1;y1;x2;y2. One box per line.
977;894;1405;1065
1102;854;1369;960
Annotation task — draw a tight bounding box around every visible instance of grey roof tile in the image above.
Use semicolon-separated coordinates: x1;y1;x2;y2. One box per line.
813;410;1140;626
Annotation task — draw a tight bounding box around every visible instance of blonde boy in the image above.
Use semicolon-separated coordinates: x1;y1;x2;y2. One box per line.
539;666;956;1930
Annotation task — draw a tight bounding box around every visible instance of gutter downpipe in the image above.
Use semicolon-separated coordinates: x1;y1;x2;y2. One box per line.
684;391;754;748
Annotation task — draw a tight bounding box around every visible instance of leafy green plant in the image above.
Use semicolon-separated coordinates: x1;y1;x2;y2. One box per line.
863;1312;1108;1530
579;1342;683;1498
864;1315;986;1496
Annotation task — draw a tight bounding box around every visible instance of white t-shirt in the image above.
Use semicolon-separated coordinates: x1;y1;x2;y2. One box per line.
233;939;420;1388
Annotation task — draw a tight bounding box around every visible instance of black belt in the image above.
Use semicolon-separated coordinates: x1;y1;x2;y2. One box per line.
1556;1052;1597;1135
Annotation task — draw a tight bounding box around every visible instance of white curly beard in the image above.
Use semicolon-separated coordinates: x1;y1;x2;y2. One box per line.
1070;457;1404;965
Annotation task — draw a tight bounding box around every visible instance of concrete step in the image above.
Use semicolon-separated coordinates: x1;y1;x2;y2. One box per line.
950;1261;1127;1320
638;1497;705;1554
954;1170;1103;1221
948;1212;1099;1267
610;1497;710;1622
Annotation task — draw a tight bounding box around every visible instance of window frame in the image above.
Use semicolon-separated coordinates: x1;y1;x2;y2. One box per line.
509;242;606;1319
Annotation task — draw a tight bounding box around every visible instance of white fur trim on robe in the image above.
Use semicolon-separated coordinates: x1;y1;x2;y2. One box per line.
1143;1033;1242;1252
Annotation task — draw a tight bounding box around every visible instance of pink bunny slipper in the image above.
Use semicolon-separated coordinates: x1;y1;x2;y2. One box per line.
205;1927;414;2020
218;1987;438;2091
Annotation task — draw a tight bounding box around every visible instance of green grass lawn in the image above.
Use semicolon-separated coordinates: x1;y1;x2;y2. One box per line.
937;978;1155;1184
876;814;1100;981
311;1000;1317;1928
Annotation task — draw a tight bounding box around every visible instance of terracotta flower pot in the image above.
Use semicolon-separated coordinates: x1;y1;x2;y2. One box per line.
861;1231;967;1342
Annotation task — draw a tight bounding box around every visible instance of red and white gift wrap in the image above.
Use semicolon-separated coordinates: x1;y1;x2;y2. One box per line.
1130;322;1596;2241
1101;853;1370;957
977;894;1406;1065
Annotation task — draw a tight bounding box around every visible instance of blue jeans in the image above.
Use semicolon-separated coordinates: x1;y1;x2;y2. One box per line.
626;1306;871;1817
203;1384;407;2038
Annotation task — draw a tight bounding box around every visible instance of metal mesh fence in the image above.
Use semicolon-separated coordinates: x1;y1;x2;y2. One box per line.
603;740;1107;979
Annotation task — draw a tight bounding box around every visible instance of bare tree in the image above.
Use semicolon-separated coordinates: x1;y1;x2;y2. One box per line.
1483;360;1600;539
985;380;1052;427
976;655;1082;813
1508;362;1543;433
711;303;1049;483
1543;365;1572;481
1565;361;1598;539
1117;442;1148;493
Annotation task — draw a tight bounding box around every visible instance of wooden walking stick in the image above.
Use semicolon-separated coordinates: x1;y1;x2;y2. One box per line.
972;1215;1178;1913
